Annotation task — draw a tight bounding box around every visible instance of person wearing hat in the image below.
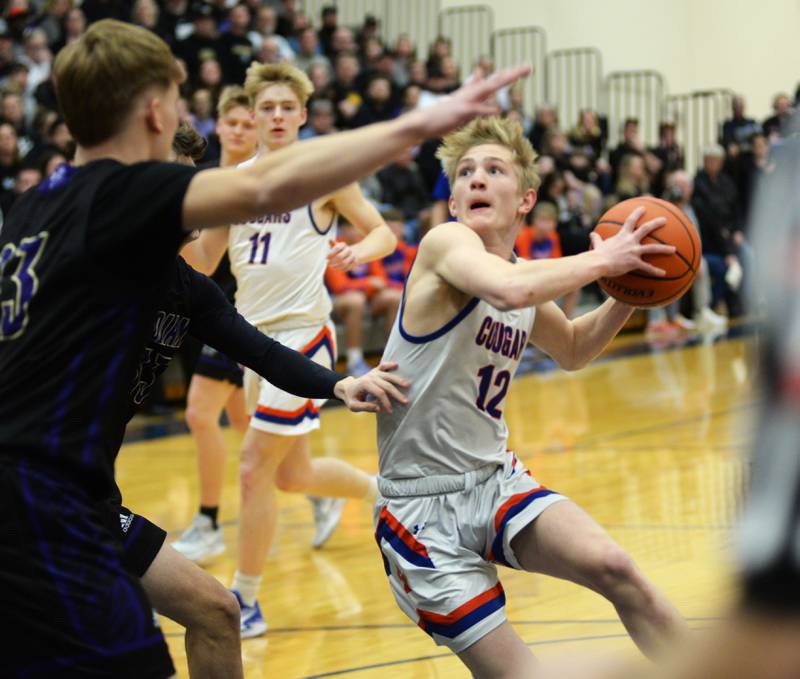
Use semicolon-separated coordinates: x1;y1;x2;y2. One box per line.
176;1;220;87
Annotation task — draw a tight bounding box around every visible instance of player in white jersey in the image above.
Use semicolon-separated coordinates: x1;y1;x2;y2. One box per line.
185;62;398;638
375;117;687;677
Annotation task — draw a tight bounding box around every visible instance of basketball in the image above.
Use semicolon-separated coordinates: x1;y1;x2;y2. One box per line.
592;196;702;307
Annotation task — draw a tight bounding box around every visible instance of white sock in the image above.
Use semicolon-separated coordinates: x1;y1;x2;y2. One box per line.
347;348;364;366
232;571;262;607
363;475;378;503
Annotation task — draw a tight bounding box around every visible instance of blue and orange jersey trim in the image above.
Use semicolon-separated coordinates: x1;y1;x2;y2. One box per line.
375;506;435;571
417;582;505;639
300;324;336;365
254;400;320;425
488;485;554;566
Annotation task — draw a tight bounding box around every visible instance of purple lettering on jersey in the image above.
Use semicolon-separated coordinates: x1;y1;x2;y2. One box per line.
474;316;528;361
475;316;492;345
234;212;291;226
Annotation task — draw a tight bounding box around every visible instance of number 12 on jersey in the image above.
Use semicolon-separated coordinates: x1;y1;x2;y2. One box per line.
475;365;510;419
248;232;271;265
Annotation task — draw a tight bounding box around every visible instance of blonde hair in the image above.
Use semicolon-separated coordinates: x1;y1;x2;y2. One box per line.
244;62;314;107
53;19;183;147
217;85;251;116
437;117;540;193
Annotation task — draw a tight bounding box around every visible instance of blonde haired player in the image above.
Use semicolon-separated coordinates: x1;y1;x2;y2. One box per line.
374;117;687;677
186;62;398;637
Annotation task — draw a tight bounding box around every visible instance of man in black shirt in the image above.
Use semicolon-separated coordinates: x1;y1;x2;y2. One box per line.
0;17;528;678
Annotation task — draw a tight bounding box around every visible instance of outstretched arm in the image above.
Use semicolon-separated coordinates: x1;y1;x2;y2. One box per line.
425;207;673;310
185;262;408;412
181;65;532;231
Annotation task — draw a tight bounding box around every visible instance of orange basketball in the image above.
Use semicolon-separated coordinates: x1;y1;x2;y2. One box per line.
592;196;701;307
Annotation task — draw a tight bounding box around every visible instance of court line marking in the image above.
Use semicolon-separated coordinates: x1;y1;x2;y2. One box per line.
162;617;719;638
300;626;716;678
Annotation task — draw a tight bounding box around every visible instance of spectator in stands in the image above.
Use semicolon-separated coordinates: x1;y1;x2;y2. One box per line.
298;98;336;140
692;143;745;316
332;51;362;128
248;5;294;61
614;152;649;201
0;161;40;215
541;128;571;171
568;108;604;159
391;33;415;88
285;11;311;54
375;207;417;287
256;37;283;65
721;95;761;156
329;26;356;58
528;102;558;153
0;30;16;80
1;89;34;157
0;122;21;194
79;0;129;23
356;14;382;54
19;28;52;95
609;117;644;181
218;3;254;86
377;146;430;232
176;2;221;88
506;84;533;135
158;0;191;45
425;35;451;79
196;57;223;102
650;121;683;173
276;0;299;38
763;92;794;139
37;0;70;48
734;131;775;222
307;61;335;102
190;88;215;139
317;4;338;59
294;26;330;74
427;54;460;94
326;222;401;376
350;74;397;128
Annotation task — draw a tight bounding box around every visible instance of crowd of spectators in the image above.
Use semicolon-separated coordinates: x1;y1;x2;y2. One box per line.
1;0;797;358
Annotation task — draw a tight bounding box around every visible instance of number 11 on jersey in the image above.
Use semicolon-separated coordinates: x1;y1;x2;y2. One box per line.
248;232;271;265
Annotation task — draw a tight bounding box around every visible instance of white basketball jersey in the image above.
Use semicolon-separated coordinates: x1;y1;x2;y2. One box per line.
229;159;335;330
377;290;536;480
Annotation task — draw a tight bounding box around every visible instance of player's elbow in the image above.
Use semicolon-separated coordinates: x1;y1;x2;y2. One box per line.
491;279;534;311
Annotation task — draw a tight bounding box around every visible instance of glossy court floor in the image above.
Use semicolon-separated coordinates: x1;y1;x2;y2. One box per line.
119;326;756;678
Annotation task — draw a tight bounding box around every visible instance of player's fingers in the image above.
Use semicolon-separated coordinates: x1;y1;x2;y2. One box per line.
637;261;667;277
635;216;667;239
376;360;399;372
376;371;411;390
476;64;532;96
589;232;603;249
375;377;409;405
364;381;393;413
640;243;676;257
621;206;646;231
349;399;379;413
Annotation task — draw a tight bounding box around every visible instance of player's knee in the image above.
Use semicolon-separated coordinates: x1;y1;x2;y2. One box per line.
274;464;307;493
196;586;240;638
239;448;272;492
592;543;639;596
185;402;213;432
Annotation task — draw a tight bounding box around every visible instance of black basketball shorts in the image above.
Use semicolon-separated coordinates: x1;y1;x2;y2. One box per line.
117;505;168;579
193;344;244;386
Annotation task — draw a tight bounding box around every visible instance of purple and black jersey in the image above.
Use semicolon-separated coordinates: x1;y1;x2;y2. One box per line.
0;159;197;499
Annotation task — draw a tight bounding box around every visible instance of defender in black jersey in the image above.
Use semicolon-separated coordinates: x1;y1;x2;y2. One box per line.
0;17;528;677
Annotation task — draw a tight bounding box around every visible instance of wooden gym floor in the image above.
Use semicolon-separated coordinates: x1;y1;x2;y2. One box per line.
119;327;756;678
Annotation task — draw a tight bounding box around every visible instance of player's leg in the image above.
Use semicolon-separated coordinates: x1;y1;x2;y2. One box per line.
175;373;238;563
141;543;242;679
369;287;402;336
333;290;369;376
457;622;537;679
223;385;249;434
233;426;299;637
510;499;687;658
275;434;377;548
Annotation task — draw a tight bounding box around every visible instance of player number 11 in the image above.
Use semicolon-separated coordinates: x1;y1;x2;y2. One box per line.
248;232;271;265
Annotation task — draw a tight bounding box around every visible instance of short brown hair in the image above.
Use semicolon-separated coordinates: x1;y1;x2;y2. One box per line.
217;85;251;117
53;19;183;147
244;62;313;107
172;122;207;162
437;116;540;193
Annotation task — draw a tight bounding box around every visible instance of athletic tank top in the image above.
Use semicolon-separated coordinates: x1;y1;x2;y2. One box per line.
229;158;335;331
377;285;536;479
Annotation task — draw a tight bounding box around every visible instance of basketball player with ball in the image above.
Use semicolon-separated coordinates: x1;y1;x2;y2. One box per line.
374;117;689;678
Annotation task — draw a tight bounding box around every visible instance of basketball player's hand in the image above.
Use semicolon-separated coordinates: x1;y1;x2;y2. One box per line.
407;64;532;139
590;206;675;278
327;239;358;271
334;361;410;413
